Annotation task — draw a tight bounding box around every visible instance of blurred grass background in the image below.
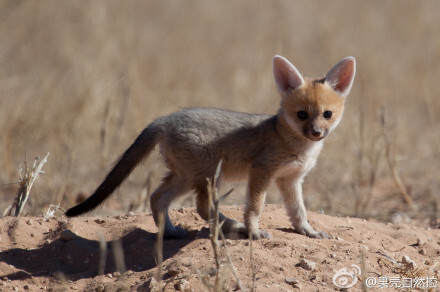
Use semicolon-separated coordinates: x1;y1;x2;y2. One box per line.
1;1;439;221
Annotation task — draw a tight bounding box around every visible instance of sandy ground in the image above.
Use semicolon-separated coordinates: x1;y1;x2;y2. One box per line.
0;205;439;292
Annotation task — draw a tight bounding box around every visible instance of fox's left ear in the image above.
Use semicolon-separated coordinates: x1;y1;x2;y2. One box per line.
325;57;356;97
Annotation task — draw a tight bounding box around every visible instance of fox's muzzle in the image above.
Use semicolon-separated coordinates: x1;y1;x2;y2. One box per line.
304;124;328;141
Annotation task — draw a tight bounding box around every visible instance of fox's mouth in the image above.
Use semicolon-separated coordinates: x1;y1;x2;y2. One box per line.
306;135;325;142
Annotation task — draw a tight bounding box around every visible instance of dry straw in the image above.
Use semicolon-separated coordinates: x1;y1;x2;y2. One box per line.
4;153;49;216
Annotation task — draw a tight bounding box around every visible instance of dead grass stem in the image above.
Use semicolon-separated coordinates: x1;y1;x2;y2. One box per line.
155;211;165;291
6;153;49;216
98;232;107;276
380;107;417;211
112;239;127;275
205;160;244;291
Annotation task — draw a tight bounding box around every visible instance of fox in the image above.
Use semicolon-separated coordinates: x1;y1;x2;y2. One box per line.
66;55;356;240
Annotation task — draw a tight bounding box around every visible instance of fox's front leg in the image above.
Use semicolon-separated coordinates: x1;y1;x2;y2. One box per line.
244;168;272;239
276;175;329;239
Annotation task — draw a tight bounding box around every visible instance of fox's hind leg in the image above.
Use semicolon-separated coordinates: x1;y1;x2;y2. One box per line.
150;172;190;239
194;182;246;236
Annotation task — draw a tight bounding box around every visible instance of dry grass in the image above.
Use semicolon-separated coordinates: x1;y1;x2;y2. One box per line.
1;1;439;221
4;153;49;216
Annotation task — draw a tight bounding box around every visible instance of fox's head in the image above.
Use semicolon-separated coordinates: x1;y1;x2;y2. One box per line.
273;55;356;142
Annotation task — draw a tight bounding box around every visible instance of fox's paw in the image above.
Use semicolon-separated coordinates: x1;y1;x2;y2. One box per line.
306;230;329;239
247;229;272;240
248;230;272;239
294;223;330;239
222;219;246;235
163;226;187;240
299;229;330;239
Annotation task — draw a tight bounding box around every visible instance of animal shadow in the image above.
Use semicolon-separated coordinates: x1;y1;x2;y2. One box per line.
0;228;197;281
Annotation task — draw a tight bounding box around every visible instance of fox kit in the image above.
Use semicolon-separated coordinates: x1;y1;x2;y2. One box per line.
66;55;356;240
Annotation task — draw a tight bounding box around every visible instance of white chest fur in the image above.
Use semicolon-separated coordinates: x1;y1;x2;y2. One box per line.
275;140;323;180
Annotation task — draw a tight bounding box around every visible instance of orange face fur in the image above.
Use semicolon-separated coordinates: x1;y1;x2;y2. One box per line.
273;55;355;143
281;79;345;141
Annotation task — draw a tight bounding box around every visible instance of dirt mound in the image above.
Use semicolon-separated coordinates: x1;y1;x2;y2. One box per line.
1;205;439;291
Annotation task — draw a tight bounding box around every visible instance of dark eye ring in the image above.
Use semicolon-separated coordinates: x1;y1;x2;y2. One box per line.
323;111;332;119
297;111;308;120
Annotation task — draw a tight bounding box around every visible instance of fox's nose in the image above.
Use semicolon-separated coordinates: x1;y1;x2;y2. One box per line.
311;128;321;137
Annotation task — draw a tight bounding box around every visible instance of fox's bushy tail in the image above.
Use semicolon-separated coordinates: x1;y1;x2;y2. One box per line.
65;125;160;217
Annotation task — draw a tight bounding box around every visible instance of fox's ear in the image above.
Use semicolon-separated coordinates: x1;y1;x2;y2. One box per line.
273;55;304;95
325;56;356;97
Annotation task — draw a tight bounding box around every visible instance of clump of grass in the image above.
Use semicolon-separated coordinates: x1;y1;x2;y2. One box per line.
43;203;64;221
4;153;49;216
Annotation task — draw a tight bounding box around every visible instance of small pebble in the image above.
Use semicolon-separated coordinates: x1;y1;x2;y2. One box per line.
285;277;301;289
174;279;189;291
223;239;233;246
59;230;75;242
167;269;180;277
140;278;158;292
57;219;68;226
402;255;417;270
299;259;316;271
285;277;299;285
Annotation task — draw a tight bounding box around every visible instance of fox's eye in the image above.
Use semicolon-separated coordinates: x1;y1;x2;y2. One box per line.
297;111;308;120
323;111;332;119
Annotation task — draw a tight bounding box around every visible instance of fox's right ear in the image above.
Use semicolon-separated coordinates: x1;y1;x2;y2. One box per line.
273;55;304;95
